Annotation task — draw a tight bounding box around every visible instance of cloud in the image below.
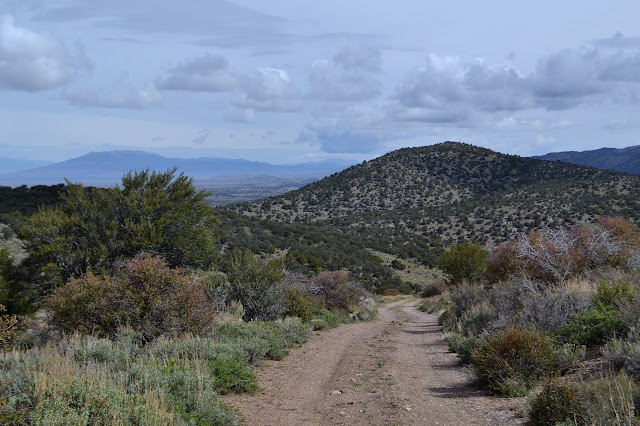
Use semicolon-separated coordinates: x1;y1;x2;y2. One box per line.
192;129;209;145
297;119;385;153
233;67;300;112
333;43;381;72
0;14;74;91
393;47;640;124
64;76;162;108
222;108;256;123
156;54;238;92
308;59;381;102
590;32;640;50
604;119;628;131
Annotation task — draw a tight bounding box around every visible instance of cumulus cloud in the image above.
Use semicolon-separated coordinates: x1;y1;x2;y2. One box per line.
393;46;640;124
308;59;381;102
64;76;162;109
296;107;388;153
333;43;381;72
233;67;300;112
156;54;238;91
0;14;74;90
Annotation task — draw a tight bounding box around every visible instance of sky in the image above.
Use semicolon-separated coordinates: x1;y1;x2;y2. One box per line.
1;0;639;164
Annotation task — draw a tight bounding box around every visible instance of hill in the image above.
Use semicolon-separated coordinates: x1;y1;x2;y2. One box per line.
227;142;640;263
0;150;352;187
534;145;640;174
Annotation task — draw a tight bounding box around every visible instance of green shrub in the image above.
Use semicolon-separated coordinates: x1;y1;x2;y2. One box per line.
471;328;556;396
602;338;640;375
528;374;639;425
593;277;636;308
208;358;259;395
309;319;326;330
391;260;406;270
554;343;586;373
285;289;321;321
447;333;479;364
440;242;487;285
528;380;580;426
312;309;342;329
556;306;626;346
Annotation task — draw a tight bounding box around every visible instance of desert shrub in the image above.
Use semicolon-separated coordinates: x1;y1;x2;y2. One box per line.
556;305;626;346
207;358;259;395
421;280;448;298
528;380;580;426
46;253;217;341
418;293;450;313
309;319;326;330
391;259;406;270
224;248;287;321
284;289;320;321
603;338;640;375
312;309;342;329
310;270;366;311
22;169;219;298
447;333;479;364
593;276;636;308
516;279;592;332
383;288;402;296
484;241;520;283
554;343;586;373
471;327;556;396
440;242;487;285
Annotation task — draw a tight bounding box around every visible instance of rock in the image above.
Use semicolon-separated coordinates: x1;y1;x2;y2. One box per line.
331;390;342;395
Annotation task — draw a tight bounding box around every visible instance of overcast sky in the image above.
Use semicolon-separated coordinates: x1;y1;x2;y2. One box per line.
1;0;639;164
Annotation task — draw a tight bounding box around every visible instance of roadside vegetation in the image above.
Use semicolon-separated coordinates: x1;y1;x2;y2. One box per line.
0;170;376;425
428;217;640;424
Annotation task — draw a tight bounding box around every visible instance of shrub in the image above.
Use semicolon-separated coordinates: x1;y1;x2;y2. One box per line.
440;242;487;285
516;280;592;332
529;374;638;426
207;358;259;395
391;260;406;270
556;305;626;346
284;289;320;321
471;328;556;396
224;248;287;321
421;281;448;298
554;343;586;373
46;253;217;340
528;380;580;426
383;288;402;296
309;319;326;330
602;338;640;375
447;333;479;364
311;270;366;311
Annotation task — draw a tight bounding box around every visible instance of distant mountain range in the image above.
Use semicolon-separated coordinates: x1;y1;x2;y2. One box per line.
534;145;640;174
0;157;53;173
0;150;353;187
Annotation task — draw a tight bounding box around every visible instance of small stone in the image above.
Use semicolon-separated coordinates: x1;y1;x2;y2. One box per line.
331;390;342;395
339;412;346;416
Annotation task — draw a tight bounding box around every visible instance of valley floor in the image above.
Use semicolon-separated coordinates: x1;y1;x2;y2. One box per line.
224;300;525;425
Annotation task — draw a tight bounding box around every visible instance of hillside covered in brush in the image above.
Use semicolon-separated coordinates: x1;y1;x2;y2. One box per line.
232;142;640;248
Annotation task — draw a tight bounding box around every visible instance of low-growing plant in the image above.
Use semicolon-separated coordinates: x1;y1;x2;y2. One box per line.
471;327;556;396
556;305;626;346
309;319;326;330
602;338;640;375
284;289;321;321
529;373;638;425
208;358;259;395
554;343;586;373
421;280;448;298
528;380;580;426
447;332;479;364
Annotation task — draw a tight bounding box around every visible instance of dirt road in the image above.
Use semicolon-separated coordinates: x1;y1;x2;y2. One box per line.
224;299;525;425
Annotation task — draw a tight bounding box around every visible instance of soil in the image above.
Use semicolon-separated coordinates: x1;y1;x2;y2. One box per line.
223;299;527;425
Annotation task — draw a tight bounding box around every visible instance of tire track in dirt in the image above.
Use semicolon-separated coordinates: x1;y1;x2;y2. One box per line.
223;299;525;425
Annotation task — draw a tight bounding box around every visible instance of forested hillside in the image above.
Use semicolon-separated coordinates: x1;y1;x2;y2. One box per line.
233;142;640;247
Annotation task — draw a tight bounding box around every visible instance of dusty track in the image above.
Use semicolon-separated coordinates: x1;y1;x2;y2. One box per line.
224;299;525;425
